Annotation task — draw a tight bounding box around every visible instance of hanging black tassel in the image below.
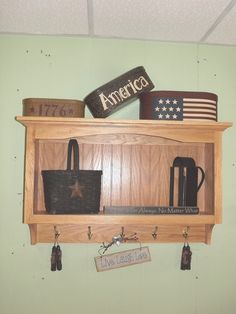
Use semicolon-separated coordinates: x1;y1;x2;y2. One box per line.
51;227;63;271
51;245;57;271
56;245;62;271
180;243;192;270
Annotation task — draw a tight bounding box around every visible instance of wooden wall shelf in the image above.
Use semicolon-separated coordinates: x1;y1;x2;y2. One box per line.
16;116;232;245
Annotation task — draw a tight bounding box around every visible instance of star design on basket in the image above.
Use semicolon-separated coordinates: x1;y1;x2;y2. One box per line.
69;180;84;198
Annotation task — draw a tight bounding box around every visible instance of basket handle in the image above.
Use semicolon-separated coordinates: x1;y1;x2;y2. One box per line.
67;139;80;170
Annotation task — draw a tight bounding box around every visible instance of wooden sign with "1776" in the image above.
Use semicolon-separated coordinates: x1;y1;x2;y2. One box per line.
94;247;151;272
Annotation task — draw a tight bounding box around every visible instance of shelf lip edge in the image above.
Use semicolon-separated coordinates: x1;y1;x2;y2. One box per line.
15;116;233;130
25;214;216;225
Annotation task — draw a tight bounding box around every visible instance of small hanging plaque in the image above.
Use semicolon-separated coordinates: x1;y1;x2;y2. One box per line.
94;246;151;272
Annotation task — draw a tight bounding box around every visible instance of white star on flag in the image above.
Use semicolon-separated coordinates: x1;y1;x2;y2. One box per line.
152;97;183;120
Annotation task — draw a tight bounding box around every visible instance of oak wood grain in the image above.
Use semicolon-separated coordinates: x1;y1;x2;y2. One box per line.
16;117;232;244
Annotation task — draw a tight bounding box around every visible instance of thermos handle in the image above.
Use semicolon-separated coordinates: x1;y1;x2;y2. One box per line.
169;166;174;206
197;166;205;191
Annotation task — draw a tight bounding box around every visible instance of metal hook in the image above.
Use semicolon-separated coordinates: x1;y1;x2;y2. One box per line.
88;226;93;240
152;226;158;240
183;226;190;243
120;226;125;238
54;226;60;245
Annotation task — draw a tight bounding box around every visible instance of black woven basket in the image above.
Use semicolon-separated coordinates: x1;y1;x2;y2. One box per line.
84;66;154;118
42;139;102;214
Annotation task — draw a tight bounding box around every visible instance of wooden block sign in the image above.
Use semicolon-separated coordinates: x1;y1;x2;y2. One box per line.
22;98;85;117
84;66;154;118
94;247;151;272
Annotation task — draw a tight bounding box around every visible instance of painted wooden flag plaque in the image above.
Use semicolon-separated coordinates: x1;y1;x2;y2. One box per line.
94;246;151;272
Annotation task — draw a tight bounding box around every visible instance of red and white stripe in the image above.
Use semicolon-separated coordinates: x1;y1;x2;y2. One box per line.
183;98;217;121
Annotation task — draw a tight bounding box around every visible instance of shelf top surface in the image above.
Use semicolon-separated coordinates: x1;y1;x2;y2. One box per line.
16;116;232;131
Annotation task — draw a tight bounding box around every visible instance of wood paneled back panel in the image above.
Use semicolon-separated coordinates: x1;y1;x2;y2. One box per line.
34;138;213;214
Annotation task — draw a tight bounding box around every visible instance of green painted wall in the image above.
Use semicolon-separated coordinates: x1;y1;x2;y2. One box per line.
0;34;235;314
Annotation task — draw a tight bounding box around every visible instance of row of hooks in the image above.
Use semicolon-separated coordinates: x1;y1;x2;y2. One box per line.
53;225;190;242
51;225;191;270
89;226;190;241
